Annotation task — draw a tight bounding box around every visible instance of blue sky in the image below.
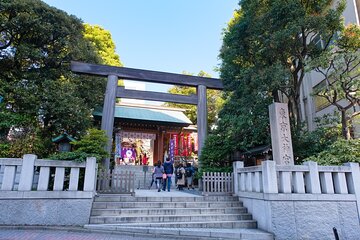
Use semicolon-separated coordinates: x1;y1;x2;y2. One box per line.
43;0;239;92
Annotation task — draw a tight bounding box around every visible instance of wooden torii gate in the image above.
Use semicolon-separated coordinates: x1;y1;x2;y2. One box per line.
71;61;224;170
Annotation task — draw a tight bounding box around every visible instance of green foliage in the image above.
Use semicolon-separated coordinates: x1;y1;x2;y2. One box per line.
0;0;105;141
0;1;129;157
220;0;345;127
200;134;234;173
305;138;360;165
166;71;224;129
293;115;341;163
0;129;54;158
49;128;109;162
83;24;123;67
0;143;10;157
201;0;346;170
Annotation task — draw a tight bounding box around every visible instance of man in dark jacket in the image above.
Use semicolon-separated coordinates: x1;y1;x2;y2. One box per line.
162;158;174;192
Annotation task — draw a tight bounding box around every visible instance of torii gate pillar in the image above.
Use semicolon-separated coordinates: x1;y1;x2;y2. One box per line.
101;75;118;170
197;84;207;166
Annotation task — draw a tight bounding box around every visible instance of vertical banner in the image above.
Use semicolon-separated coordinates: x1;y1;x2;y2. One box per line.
172;134;178;155
193;133;198;152
115;132;122;165
184;135;188;156
187;134;192;156
169;139;174;162
180;134;185;156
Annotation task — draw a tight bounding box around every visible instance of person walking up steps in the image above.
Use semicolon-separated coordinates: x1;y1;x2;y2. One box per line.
153;160;164;192
162;157;174;192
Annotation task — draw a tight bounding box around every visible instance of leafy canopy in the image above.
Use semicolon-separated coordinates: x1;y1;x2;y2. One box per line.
200;0;346;169
0;0;121;157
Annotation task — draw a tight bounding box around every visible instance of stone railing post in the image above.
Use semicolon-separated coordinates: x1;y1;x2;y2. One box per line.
303;161;321;194
262;161;278;193
18;154;37;191
84;157;97;192
344;162;360;220
233;161;244;196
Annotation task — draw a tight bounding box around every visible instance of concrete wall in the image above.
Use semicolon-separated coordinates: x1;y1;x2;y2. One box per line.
241;196;360;240
234;161;360;240
0;198;92;226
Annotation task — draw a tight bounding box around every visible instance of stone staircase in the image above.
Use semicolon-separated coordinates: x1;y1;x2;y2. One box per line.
85;194;273;239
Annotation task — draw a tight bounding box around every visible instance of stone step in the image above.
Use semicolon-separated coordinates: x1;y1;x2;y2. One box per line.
89;219;257;229
91;207;247;216
84;225;273;239
94;195;239;202
89;213;253;224
92;201;243;209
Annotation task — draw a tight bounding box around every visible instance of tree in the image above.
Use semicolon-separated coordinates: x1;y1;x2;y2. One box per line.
200;0;346;169
0;0;106;156
307;24;360;139
83;24;123;67
166;71;224;129
220;0;345;128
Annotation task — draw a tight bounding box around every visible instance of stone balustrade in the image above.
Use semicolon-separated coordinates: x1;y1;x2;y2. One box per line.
233;160;360;239
0;154;97;226
0;154;97;196
234;160;360;197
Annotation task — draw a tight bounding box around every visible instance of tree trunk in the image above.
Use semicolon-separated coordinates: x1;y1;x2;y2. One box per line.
340;110;350;140
272;90;280;103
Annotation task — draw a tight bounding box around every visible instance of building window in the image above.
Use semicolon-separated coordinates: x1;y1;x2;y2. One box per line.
313;80;331;112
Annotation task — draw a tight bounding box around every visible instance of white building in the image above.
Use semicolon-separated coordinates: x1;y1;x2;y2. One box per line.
299;0;359;136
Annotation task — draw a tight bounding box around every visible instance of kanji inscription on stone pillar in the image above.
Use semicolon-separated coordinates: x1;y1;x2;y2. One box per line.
269;103;294;165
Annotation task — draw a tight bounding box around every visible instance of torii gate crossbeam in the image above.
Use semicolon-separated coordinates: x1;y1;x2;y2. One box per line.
71;61;224;170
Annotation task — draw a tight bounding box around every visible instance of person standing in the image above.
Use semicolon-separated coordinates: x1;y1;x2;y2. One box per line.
142;153;148;165
162;158;174;192
185;162;195;190
153;160;164;192
176;163;186;191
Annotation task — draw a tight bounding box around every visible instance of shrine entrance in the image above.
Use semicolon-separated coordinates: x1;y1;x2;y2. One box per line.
71;61;224;170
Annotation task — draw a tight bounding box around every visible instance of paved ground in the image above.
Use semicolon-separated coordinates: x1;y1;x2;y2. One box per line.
0;227;168;240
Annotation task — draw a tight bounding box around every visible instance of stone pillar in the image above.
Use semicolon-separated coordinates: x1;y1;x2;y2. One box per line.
233;161;244;196
303;161;321;194
18;154;37;191
269;103;294;165
197;85;207;166
262;160;278;193
344;162;360;220
84;157;97;192
101;74;118;170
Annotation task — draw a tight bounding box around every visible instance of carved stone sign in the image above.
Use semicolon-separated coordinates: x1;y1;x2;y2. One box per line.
269;103;294;165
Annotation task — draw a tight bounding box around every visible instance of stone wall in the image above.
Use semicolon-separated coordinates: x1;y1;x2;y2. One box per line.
241;196;360;240
0;198;92;226
233;161;360;240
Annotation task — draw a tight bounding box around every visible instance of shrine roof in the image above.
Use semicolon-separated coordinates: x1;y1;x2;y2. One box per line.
93;103;192;126
52;133;77;143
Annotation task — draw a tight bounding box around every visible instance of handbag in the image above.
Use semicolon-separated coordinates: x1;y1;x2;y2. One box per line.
162;173;167;179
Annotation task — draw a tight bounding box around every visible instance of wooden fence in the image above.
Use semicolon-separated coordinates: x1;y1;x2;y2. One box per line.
202;172;233;196
97;170;135;195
